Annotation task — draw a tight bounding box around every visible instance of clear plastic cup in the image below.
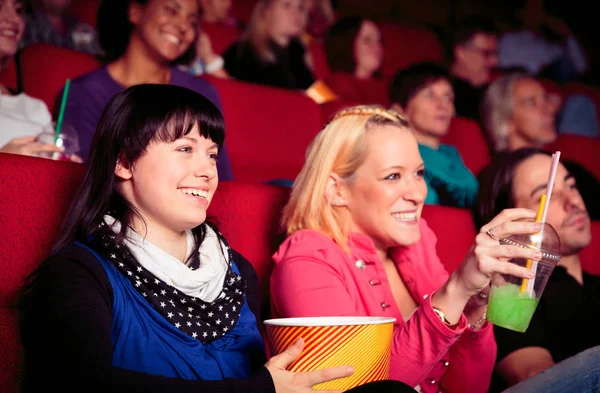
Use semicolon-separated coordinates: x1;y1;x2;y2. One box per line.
35;122;79;161
486;221;561;333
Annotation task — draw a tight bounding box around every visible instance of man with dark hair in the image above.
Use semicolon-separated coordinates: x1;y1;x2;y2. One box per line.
473;148;599;392
449;15;499;120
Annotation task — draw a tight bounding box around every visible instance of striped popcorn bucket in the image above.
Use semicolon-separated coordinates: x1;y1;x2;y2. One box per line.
264;317;395;390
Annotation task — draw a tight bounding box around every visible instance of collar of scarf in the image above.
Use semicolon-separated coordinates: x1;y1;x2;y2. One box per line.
91;221;247;344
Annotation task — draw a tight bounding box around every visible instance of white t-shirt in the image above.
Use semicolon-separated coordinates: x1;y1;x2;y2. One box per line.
0;92;52;147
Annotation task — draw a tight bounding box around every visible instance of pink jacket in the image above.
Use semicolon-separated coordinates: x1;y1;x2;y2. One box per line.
270;220;496;393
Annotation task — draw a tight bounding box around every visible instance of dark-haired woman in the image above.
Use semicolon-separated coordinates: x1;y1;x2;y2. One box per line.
20;83;417;393
61;0;233;180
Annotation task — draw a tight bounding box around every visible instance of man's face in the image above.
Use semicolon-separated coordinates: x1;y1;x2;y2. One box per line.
456;32;498;84
512;154;591;256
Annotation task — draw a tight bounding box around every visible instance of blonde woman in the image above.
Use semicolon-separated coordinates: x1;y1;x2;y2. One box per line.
270;105;543;393
222;0;315;90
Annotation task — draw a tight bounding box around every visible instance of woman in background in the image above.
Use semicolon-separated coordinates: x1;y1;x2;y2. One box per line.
223;0;315;90
61;0;233;180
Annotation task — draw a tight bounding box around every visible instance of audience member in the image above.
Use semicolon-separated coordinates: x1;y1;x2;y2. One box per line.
270;105;546;393
498;0;587;83
324;16;387;106
390;62;478;208
481;73;600;218
20;0;103;56
222;0;315;90
473;148;600;392
449;15;499;120
0;0;76;159
200;0;238;27
61;0;233;180
20;83;417;393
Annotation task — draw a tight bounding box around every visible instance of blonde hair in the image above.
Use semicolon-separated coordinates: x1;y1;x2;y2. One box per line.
240;0;282;63
481;72;530;152
282;105;411;252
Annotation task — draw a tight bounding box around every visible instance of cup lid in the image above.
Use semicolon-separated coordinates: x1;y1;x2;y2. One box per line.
264;316;396;327
499;221;561;263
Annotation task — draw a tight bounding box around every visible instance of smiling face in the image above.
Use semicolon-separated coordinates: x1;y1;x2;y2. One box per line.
130;0;198;63
512;154;591;256
342;124;427;252
116;125;219;235
0;0;25;61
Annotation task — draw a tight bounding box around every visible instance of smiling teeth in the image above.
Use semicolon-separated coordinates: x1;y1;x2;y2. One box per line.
392;212;417;221
180;188;207;198
164;34;180;44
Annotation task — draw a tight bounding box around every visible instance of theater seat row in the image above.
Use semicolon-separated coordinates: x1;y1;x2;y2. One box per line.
1;152;599;392
2;43;599;182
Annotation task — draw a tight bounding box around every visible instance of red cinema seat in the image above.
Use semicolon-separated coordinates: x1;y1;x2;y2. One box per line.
0;57;18;92
208;181;290;320
580;220;600;276
205;76;323;183
545;134;600;181
378;21;443;77
442;116;491;176
0;153;87;393
202;22;242;55
421;205;477;274
66;0;101;27
20;43;101;114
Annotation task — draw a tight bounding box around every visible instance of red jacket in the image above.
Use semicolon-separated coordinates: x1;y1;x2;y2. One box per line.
271;219;496;393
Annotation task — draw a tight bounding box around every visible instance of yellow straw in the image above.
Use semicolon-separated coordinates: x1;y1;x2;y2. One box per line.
520;193;546;293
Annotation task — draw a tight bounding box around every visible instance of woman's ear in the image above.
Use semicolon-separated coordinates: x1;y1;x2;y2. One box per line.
115;157;133;180
325;173;348;207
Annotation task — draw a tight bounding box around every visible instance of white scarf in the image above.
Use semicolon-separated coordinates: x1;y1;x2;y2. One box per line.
104;216;229;302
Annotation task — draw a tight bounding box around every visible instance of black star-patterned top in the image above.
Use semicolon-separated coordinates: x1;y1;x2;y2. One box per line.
92;222;247;344
20;241;272;393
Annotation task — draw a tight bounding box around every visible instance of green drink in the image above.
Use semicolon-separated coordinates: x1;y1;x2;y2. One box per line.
487;284;539;333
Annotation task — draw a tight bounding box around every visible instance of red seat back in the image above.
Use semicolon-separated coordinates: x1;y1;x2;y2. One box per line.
378;21;443;77
307;38;331;81
0;57;18;91
66;0;101;27
205;76;323;183
545;134;600;181
208;181;290;319
230;0;257;24
324;72;390;107
580;220;600;276
202;22;242;55
442;116;491;176
421;205;477;274
20;43;101;113
0;153;87;393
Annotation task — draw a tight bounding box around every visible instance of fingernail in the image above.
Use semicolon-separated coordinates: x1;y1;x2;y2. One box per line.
534;223;542;231
346;367;354;374
534;251;542;260
527;271;535;278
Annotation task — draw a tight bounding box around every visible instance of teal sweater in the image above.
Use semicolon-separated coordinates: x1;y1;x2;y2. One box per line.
419;143;479;208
